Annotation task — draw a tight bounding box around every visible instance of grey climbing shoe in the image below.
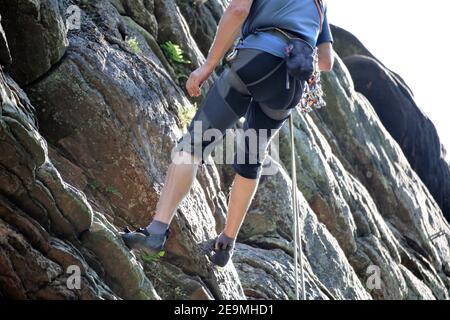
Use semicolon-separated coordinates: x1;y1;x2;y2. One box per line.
121;227;169;254
211;236;235;267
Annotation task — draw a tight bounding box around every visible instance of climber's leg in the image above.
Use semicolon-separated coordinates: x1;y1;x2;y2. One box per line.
121;151;200;253
153;151;201;225
224;174;259;238
210;174;259;267
212;102;292;267
215;49;296;250
217;49;303;244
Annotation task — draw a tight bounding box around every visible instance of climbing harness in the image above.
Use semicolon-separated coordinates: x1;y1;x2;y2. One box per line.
248;27;327;115
289;114;306;300
251;27;315;90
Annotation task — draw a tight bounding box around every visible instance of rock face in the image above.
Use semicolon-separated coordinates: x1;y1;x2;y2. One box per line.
343;55;450;223
275;54;450;299
0;0;68;85
331;26;450;223
234;159;370;300
1;1;449;300
0;70;155;299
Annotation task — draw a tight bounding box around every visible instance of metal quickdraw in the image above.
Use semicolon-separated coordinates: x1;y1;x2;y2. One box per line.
297;51;326;114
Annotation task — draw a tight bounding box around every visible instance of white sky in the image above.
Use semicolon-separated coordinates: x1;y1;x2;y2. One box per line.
327;0;450;161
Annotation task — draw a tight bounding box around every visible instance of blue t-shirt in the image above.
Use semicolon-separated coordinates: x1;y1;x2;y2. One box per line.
236;0;333;58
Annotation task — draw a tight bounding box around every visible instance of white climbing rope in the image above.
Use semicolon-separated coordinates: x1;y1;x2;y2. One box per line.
289;113;306;300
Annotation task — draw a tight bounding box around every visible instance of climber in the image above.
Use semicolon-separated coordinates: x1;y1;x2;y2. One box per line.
121;0;334;267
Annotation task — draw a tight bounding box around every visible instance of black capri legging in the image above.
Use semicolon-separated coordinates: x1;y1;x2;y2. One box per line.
176;48;304;179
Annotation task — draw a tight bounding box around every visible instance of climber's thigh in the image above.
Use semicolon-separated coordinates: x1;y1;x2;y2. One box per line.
232;101;291;180
175;67;251;161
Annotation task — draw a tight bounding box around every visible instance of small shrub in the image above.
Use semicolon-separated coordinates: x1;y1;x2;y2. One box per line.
142;251;165;263
162;41;191;64
126;36;141;54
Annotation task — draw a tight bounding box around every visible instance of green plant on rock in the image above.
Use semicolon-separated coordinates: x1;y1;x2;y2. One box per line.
126;36;141;54
178;103;197;131
162;41;191;64
142;251;165;263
